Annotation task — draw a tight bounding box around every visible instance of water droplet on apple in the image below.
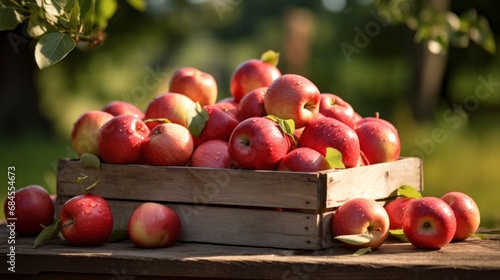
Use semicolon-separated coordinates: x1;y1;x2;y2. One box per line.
216;151;221;155
84;208;91;214
90;202;97;208
214;156;220;160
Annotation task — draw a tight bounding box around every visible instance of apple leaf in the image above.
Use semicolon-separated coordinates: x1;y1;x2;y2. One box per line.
353;247;372;256
390;185;422;199
80;153;101;170
34;32;76;70
143;118;172;124
325;147;346;169
260;50;280;66
186;102;209;138
265;115;297;147
389;229;409;242
33;219;62;248
334;233;373;245
107;229;129;242
85;178;100;194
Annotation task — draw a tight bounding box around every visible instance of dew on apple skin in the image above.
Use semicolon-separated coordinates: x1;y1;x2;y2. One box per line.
214;156;220;160
84;208;92;214
90;202;97;208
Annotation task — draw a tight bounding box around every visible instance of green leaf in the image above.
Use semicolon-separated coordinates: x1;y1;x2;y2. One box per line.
389;229;409;242
265;115;297;147
127;0;146;12
325;147;346;169
95;0;117;28
260;50;280;66
80;153;101;170
34;32;76;69
0;7;24;31
388;185;422;200
186;102;209;138
107;229;129;242
33;219;62;248
353;247;372;256
334;233;373;245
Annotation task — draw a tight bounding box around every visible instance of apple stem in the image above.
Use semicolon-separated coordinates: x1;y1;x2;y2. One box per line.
375;112;380;119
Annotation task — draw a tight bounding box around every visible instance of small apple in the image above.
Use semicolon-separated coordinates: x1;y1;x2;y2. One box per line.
128;202;182;248
403;197;456;250
97;115;150;164
71;110;114;157
3;185;54;236
193;104;239;148
143;123;194;166
331;198;390;250
59;193;113;246
319;93;357;128
299;117;360;168
441;192;481;241
384;197;416;230
144;92;196;130
264;74;321;128
190;140;233;168
101;100;144;119
278;147;331;172
169;67;218;106
354;116;401;164
236;87;268;121
230;51;281;102
228;117;292;170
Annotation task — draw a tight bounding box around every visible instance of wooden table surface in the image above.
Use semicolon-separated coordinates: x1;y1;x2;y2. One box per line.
1;228;499;280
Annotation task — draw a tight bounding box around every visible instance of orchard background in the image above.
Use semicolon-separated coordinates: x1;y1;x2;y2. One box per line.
1;0;499;228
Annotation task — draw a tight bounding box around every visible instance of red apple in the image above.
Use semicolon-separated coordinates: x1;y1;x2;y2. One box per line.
3;185;54;236
128;202;182;248
193;104;239;148
331;198;390;250
236;87;268;121
190;140;233;168
264;74;321;128
228;117;292;170
299;117;360;168
214;97;239;118
59;193;113;246
354;113;397;133
144;92;196;130
97;115;150;164
319;93;357;128
355;117;401;164
403;197;457;250
101;100;144;119
384;197;416;230
230;55;281;102
143;123;194;166
441;192;481;241
278;147;331;172
71;110;114;157
169;67;218;106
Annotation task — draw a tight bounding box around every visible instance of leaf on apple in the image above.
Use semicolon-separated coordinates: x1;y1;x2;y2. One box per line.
143;118;172;124
353;247;372;256
260;50;280;66
80;153;101;170
33;219;62;248
265;115;297;147
334;233;373;245
325;147;346;169
186;102;209;138
391;185;422;199
107;229;129;242
389;229;409;242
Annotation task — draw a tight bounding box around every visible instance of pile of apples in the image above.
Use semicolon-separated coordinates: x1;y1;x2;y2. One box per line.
71;50;401;172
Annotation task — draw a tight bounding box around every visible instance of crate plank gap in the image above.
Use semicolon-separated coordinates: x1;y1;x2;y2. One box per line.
56;157;423;250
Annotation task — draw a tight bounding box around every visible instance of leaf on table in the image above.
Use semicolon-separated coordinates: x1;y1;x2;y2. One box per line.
34;219;62;248
389;229;409;242
334;233;373;245
353;247;372;256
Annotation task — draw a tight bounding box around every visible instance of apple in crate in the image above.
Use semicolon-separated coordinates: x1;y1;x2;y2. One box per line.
144;92;196;129
299;117;360;168
441;192;481;241
128;202;182;248
101;100;144;119
403;197;456;250
384;197;416;230
331;198;390;250
71;110;114;157
230;50;281;102
264;74;321;128
236;87;268;121
97;115;150;164
193;104;239;148
143;123;194;166
3;185;54;236
319;93;357;129
278;147;331;172
59;193;113;246
169;67;218;106
191;140;233;168
355;116;401;164
214;97;238;118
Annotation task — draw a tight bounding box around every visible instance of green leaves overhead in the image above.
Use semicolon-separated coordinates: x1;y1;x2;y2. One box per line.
35;32;76;70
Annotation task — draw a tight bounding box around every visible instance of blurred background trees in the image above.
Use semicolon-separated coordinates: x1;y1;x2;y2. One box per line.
1;0;499;227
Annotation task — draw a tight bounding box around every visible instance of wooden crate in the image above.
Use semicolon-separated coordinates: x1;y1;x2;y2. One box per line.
56;157;423;250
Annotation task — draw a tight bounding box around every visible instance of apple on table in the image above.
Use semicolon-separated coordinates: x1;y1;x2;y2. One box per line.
441;191;481;241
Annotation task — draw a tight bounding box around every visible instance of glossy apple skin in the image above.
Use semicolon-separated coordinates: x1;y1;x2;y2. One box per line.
59;194;113;246
143;123;194;166
230;59;281;102
71;110;114;157
228;117;292;170
384;197;416;230
128;202;182;248
214;97;239;118
144;93;196;130
403;197;457;250
169;67;218;106
101;100;144;119
3;185;54;236
331;198;390;250
264;74;321;129
299;117;360;168
236;87;268;121
278;147;331;172
319;93;357;128
441;192;481;241
97;115;150;164
190;140;233;168
193;105;240;148
355;119;401;164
